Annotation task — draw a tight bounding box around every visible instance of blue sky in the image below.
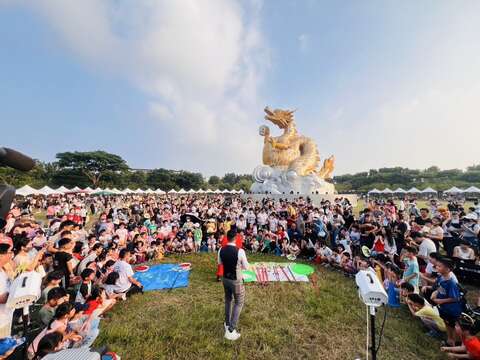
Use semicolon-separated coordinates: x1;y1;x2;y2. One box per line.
1;0;480;176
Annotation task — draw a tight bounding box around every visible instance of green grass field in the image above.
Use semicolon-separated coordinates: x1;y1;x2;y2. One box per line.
94;253;445;360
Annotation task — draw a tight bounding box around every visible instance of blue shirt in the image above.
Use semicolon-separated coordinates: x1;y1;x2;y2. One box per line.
435;275;462;317
403;257;420;288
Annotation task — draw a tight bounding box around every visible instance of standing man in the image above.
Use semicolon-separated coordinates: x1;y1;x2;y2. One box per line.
218;229;249;341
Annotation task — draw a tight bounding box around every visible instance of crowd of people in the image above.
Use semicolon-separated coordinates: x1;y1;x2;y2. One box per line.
0;193;479;359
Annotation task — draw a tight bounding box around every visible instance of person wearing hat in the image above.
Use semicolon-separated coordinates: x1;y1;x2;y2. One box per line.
218;229;249;341
461;213;480;250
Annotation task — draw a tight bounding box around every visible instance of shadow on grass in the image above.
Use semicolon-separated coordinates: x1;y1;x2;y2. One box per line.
95;253;446;360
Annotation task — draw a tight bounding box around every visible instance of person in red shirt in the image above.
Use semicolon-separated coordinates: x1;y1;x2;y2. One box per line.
441;313;480;359
372;234;385;254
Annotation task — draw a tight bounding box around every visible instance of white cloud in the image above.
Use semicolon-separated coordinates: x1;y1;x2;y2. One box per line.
19;0;269;175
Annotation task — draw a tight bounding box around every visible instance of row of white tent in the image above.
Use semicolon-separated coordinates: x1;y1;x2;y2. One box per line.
15;185;245;197
368;186;480;195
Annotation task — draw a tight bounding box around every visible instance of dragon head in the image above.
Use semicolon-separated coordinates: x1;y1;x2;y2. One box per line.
264;107;295;129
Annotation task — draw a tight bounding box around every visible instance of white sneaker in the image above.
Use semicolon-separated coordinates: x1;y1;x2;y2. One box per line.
224;328;241;341
224;322;228;332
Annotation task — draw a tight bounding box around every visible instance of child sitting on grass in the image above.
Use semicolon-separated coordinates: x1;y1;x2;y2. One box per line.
314;242;333;265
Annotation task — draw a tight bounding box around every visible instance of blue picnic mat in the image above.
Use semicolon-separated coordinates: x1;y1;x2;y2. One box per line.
133;264;190;291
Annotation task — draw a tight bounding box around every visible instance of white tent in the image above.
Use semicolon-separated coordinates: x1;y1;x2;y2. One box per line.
238;189;245;194
122;188;133;194
368;188;381;195
83;187;94;193
92;187;103;193
16;185;39;196
177;189;187;194
444;187;464;194
70;186;81;192
144;188;154;194
168;189;177;194
214;189;222;194
382;188;394;194
187;189;196;194
197;189;205;194
222;189;231;194
134;188;144;194
407;187;422;194
111;188;122;195
38;186;58;196
154;189;166;195
421;187;437;194
463;186;480;193
393;188;407;194
205;189;213;193
230;189;238;194
55;186;70;194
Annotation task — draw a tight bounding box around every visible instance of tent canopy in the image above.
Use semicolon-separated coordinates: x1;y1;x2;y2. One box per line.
55;186;70;193
368;188;381;194
463;186;480;193
382;188;393;194
168;189;177;194
444;186;463;194
407;187;421;194
421;187;437;194
16;185;39;196
38;186;58;196
393;188;406;193
177;189;187;194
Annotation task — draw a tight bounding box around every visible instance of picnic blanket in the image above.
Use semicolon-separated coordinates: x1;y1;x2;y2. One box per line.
133;264;190;291
242;262;314;283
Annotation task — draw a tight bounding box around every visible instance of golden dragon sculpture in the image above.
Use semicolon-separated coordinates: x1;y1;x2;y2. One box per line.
260;107;334;179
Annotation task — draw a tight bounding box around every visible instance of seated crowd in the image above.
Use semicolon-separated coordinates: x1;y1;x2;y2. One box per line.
0;194;479;359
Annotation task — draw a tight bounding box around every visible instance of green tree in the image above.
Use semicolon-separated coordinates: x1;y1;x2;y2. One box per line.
173;171;205;190
222;173;238;186
55;151;129;187
208;175;221;187
146;169;175;190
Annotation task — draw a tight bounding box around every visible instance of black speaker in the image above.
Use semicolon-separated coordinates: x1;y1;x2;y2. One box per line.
0;184;15;229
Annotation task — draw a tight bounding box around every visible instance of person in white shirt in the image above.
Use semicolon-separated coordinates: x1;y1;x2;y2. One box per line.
414;233;437;262
113;249;143;295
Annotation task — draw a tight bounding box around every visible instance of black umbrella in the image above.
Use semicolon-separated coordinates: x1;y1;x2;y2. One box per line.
180;213;204;227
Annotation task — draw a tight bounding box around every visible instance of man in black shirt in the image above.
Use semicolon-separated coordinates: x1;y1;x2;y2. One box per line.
415;208;430;226
53;238;75;288
218;229;249;341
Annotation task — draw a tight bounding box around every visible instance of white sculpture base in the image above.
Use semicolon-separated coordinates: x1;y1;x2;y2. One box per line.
250;165;335;195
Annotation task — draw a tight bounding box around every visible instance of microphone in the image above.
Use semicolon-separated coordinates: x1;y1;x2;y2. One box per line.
0;147;35;171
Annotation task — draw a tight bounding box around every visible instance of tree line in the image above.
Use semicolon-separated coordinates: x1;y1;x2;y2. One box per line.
1;151;479;193
0;151;253;192
334;166;480;193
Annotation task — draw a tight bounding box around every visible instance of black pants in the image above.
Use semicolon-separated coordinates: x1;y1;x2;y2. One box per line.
127;284;143;297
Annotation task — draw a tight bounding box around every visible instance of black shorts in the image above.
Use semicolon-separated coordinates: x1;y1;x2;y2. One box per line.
438;308;459;327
